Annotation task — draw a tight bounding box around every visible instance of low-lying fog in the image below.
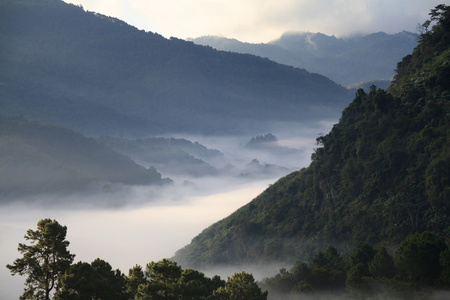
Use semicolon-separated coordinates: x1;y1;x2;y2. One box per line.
1;121;333;299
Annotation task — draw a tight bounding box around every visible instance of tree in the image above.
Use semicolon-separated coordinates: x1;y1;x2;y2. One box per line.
369;247;396;279
127;265;147;299
395;231;447;287
439;248;450;287
54;259;128;300
137;259;182;300
7;219;75;300
89;258;127;299
310;245;346;290
214;271;268;300
53;261;96;300
346;242;376;277
177;268;211;300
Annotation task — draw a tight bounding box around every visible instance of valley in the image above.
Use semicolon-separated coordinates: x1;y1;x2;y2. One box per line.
1;0;449;299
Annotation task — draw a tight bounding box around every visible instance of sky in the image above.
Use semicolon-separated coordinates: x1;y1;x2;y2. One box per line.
63;0;445;43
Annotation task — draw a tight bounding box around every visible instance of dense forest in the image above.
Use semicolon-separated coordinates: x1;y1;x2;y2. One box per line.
8;219;449;299
174;4;450;270
0;0;351;136
262;232;450;299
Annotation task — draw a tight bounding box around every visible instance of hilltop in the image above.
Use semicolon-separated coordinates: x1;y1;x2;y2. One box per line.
0;117;171;202
174;5;450;268
191;31;418;87
0;0;351;136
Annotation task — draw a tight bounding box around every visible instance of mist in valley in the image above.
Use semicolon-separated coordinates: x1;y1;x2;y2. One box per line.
0;120;333;299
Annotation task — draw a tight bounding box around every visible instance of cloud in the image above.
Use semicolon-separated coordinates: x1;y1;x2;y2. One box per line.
65;0;444;42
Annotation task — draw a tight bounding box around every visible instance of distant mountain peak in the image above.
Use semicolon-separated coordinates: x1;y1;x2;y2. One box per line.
0;0;350;136
192;31;417;86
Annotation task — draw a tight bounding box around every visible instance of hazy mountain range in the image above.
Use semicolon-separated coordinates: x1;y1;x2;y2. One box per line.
0;0;351;137
191;31;418;87
0;117;171;202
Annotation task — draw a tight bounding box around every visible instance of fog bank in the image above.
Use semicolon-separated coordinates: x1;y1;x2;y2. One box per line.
0;179;273;299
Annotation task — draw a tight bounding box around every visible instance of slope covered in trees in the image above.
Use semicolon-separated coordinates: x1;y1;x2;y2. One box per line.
262;233;450;299
174;5;450;268
0;117;171;201
191;31;418;87
0;0;350;136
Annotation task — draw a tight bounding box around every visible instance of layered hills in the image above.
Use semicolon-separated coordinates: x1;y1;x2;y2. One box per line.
0;0;351;136
174;6;450;268
0;117;171;202
191;31;418;87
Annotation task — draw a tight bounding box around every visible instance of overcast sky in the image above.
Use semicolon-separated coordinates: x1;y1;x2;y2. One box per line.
64;0;444;43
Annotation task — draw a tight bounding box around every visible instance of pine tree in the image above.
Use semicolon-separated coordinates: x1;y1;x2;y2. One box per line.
7;219;75;300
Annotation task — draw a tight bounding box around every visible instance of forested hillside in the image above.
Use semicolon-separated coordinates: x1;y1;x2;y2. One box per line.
0;117;170;201
191;31;417;87
0;0;350;136
174;5;450;268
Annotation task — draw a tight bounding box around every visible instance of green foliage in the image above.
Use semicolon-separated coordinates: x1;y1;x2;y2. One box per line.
310;246;346;290
346;243;376;277
127;265;147;299
7;219;75;300
54;259;127;300
214;271;268;300
264;235;450;299
262;246;346;295
440;248;450;286
394;231;447;287
138;259;183;300
134;259;226;300
368;247;396;279
174;4;450;267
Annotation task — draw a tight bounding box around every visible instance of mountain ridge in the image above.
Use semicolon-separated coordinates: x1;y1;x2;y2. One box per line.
174;6;450;268
0;117;171;202
190;31;418;87
0;0;351;136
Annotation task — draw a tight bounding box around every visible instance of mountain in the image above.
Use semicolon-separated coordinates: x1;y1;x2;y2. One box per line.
0;0;351;136
173;6;450;268
191;31;418;87
97;136;223;178
0;117;171;202
97;136;296;180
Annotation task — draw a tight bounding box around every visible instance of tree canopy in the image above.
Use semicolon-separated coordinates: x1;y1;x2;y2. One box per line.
7;219;75;300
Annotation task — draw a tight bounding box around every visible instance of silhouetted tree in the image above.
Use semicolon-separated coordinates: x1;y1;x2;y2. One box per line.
7;219;75;300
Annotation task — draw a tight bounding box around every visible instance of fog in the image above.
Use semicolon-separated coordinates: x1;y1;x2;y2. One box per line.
0;179;274;299
0;121;333;299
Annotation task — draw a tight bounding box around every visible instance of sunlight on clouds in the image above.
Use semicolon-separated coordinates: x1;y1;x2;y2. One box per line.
65;0;444;43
